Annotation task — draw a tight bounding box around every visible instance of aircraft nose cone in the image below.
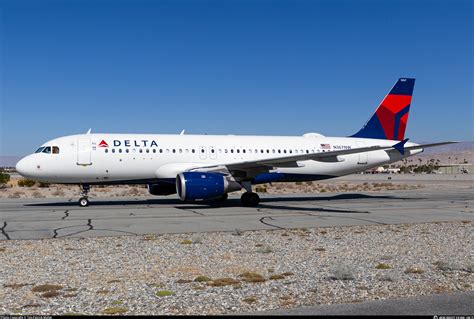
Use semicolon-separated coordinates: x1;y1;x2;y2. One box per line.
16;157;32;177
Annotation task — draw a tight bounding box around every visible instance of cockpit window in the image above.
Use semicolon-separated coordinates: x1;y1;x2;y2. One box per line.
42;146;51;154
52;146;60;154
35;147;45;153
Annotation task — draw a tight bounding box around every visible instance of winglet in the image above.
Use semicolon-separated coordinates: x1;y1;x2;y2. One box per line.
393;138;409;155
86;128;91;134
180;129;185;135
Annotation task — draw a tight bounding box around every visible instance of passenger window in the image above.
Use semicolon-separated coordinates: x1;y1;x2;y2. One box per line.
112;149;116;153
192;149;195;153
283;150;287;154
126;149;129;153
146;149;149;153
105;149;109;153
260;149;264;153
52;146;60;154
119;149;122;153
243;149;246;153
139;149;143;153
160;149;163;153
236;149;239;153
231;149;234;153
266;150;269;153
153;149;156;153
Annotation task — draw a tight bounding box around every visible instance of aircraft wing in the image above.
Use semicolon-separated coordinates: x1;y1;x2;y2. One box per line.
188;141;458;179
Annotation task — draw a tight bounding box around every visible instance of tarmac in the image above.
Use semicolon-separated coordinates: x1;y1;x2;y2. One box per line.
1;183;472;240
252;291;474;315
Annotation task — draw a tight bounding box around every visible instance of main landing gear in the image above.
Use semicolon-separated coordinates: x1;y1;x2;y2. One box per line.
79;184;90;207
240;181;260;207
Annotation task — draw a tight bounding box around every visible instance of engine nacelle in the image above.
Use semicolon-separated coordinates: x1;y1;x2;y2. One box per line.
176;172;241;201
147;182;177;196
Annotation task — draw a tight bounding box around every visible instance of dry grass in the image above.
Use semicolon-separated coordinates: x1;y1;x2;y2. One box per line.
102;307;128;314
376;263;392;270
405;267;425;274
207;278;240;287
4;283;29;289
194;276;212;282
242;296;258;304
175;279;192;284
31;284;63;292
239;272;267;283
155;290;174;297
41;291;61;298
180;239;193;245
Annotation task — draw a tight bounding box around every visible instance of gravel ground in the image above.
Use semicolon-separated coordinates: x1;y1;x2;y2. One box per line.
0;221;472;315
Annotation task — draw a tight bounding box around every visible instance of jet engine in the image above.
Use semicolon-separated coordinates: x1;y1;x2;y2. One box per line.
176;172;241;201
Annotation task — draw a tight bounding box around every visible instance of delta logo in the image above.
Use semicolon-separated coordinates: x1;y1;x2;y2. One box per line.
98;140;109;148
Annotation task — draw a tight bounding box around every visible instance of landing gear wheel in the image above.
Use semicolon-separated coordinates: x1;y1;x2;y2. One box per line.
241;192;260;207
79;197;89;207
215;193;228;202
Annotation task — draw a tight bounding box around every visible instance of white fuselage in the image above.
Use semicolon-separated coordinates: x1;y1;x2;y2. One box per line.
16;133;421;184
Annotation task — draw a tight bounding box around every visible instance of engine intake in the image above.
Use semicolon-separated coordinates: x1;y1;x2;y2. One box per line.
176;172;241;201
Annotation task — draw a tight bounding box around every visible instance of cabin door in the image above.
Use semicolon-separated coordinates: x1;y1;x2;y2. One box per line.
77;138;92;165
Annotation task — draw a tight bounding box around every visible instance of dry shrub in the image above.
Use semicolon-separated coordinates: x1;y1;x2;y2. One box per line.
239;272;266;283
31;284;63;292
207;278;240;287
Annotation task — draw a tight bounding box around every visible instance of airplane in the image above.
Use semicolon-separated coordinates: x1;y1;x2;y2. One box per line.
15;78;456;207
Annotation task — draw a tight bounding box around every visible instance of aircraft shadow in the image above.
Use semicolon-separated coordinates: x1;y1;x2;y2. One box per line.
25;193;415;209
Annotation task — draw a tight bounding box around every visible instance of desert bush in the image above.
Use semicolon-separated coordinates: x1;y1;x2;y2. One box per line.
38;182;50;188
404;267;425;274
32;284;63;292
376;263;392;270
331;265;355;280
207;278;240;287
194;276;212;282
0;172;10;185
255;186;267;193
102;307;128;314
239;272;266;283
18;179;36;187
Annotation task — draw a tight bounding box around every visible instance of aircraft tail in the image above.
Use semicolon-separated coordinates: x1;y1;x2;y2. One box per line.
351;78;415;141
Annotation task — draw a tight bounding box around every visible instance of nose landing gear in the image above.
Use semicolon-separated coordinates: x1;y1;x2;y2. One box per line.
79;184;90;207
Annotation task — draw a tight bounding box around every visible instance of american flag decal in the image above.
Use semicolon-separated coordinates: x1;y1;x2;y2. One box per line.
320;143;331;150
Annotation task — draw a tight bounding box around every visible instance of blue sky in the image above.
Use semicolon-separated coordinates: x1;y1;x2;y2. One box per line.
1;0;472;156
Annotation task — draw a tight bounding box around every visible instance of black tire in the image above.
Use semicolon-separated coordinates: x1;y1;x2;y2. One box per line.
241;192;260;207
215;193;228;202
79;197;89;207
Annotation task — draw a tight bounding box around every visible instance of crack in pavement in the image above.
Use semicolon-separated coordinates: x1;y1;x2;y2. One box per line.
1;221;10;240
259;217;286;230
175;207;205;216
61;210;69;220
52;219;139;238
